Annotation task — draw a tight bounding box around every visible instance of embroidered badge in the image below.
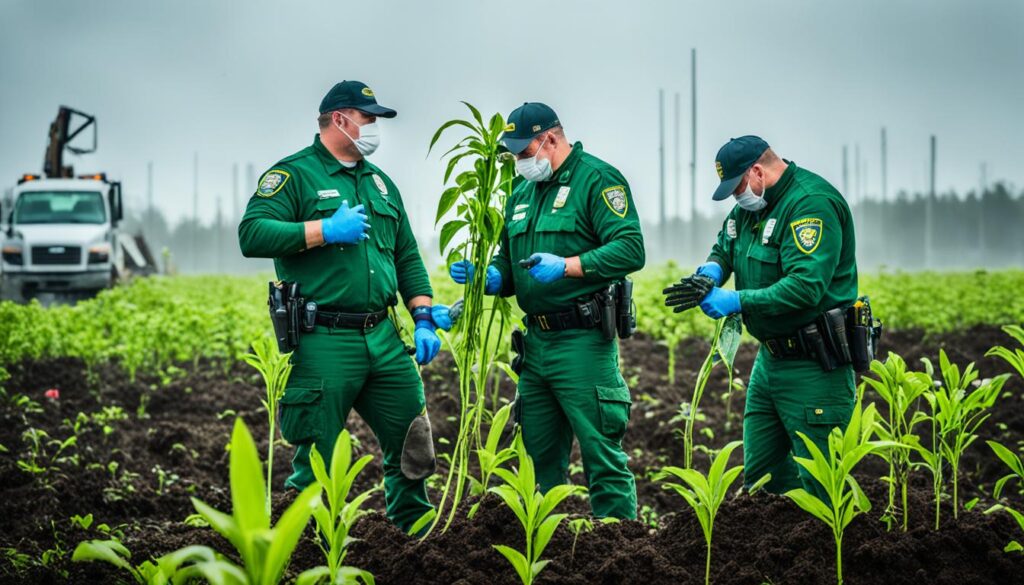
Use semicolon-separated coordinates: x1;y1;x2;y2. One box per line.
763;218;777;244
715;161;725;180
514;203;530;212
553;186;571;209
790;218;823;254
727;218;737;239
257;170;290;198
372;174;388;196
361;87;374;97
317;189;340;199
512;212;526;221
601;185;628;218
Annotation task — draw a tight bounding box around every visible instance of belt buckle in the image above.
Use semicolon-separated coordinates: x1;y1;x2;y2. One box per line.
536;315;550;331
363;312;379;330
765;339;781;357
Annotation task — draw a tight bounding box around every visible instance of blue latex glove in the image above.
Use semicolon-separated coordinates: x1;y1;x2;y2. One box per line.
322;200;370;245
432;305;452;331
414;320;441;365
449;260;502;294
700;287;741;319
526;253;566;284
695;261;724;286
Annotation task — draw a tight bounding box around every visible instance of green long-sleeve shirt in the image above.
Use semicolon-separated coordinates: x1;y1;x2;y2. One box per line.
238;134;432;311
490;142;645;315
707;162;857;341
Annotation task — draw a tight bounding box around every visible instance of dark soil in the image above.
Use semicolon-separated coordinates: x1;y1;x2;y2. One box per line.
1;325;1022;584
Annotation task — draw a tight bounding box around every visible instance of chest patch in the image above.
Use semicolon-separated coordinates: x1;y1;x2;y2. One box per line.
372;174;388;196
727;218;737;239
317;189;340;199
553;186;571;209
790;218;823;254
257;170;290;198
601;185;628;218
512;212;526;221
762;218;777;244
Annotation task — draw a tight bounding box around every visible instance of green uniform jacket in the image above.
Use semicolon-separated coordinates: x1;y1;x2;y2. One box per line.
238;135;432;310
489;142;645;314
707;162;857;341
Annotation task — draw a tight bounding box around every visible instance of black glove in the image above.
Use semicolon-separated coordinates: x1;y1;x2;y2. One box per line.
663;274;716;313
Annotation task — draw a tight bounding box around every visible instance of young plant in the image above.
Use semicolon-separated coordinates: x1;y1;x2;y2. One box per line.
920;350;1009;522
655;440;744;585
985;324;1024;379
72;538;218;585
306;429;377;585
428;102;517;533
984;440;1024;553
682;314;741;469
489;433;586;585
243;334;294;517
862;353;930;531
468;402;517;519
178;418;327;585
566;517;593;564
784;396;897;585
17;427;77;490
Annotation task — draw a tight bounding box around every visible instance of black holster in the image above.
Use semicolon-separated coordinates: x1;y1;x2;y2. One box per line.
615;278;637;339
510;328;525;375
268;281;304;353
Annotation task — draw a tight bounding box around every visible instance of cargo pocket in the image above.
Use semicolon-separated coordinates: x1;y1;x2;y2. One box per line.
596;384;632;438
746;244;781;288
278;384;323;445
802;403;852;441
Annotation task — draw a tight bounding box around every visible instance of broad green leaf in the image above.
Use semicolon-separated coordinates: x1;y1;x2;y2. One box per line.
229;418;269;532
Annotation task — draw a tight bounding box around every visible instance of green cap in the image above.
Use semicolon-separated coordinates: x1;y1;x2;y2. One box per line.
500;102;560;154
318;80;396;118
711;135;770;200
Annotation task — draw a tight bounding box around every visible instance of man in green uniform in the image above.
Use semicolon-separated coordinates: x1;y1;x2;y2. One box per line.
238;80;447;531
449;103;645;519
667;135;858;498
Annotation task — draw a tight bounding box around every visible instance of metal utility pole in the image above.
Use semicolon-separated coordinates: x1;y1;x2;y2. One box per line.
978;162;987;255
842;145;849;197
925;135;936;269
673;92;681;220
689;48;698;262
880;128;888;203
193;151;199;272
232;163;239;225
658;88;666;251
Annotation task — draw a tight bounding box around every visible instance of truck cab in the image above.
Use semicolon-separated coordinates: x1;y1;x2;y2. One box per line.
1;174;124;302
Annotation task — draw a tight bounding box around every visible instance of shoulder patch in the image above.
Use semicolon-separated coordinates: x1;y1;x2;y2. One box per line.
257;170;290;198
790;217;823;254
601;185;628;218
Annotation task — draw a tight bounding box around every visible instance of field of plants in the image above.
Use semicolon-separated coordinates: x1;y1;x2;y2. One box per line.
1;263;1023;585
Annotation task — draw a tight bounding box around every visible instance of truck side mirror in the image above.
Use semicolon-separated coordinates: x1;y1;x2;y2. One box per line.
109;182;124;225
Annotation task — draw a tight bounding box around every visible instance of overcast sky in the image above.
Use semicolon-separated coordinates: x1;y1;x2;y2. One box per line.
2;0;1022;237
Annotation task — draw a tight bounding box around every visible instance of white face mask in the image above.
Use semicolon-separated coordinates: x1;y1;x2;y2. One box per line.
338;114;380;157
735;176;767;212
515;136;553;182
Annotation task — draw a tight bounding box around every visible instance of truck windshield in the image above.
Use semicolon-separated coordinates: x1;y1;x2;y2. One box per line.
14;191;107;225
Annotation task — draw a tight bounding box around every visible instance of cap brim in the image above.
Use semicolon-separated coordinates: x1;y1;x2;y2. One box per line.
355;104;397;118
712;175;743;201
499;135;534;155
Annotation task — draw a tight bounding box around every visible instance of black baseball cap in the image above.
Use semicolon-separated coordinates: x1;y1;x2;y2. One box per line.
711;135;770;201
500;102;561;155
319;80;397;118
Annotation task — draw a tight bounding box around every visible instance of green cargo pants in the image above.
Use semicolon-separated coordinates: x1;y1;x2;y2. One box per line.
743;348;856;500
278;321;433;532
517;326;637;519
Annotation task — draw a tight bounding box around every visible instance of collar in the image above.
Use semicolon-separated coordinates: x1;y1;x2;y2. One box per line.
762;161;796;212
313;134;362;176
550;141;584;185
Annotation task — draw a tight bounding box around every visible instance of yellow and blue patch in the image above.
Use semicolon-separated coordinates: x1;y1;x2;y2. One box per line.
601;185;628;218
790;217;823;254
257;170;290;198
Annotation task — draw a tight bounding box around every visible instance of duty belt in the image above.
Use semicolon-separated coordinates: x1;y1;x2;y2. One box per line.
526;300;600;332
314;307;388;331
763;334;811;360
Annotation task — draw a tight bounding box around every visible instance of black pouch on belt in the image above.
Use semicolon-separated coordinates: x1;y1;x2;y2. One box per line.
268;281;302;353
798;322;839;372
590;285;617;341
818;307;853;366
615;279;637;339
845;296;881;372
511;328;526;375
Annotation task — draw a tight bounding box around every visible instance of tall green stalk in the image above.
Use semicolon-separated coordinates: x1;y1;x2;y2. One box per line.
242;335;293;517
427;102;516;534
683;315;741;469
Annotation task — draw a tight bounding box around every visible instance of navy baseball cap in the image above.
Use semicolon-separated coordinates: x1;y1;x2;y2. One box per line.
319;81;397;118
711;135;770;201
500;102;561;155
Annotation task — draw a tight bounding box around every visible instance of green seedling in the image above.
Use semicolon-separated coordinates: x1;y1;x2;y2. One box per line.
682;315;741;469
985;325;1024;379
468;402;517;519
656;440;744;585
242;334;294;517
567;517;593;563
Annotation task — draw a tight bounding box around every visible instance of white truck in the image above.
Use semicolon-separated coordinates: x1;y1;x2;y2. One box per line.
1;106;152;303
